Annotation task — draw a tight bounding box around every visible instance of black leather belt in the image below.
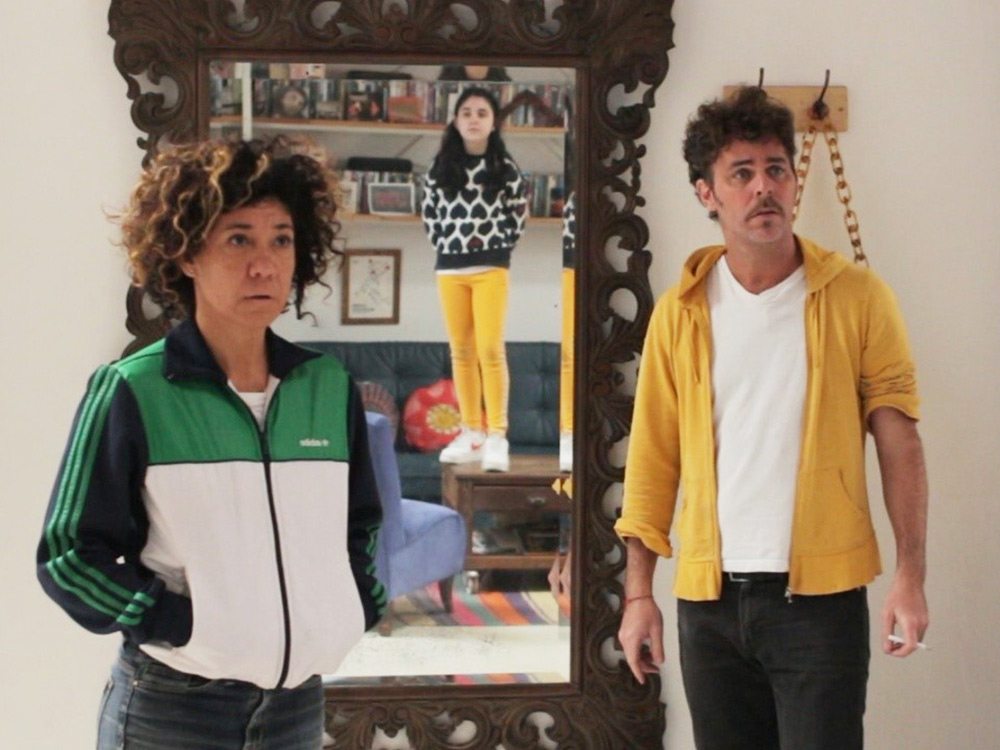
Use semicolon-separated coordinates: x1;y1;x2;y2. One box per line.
724;571;789;583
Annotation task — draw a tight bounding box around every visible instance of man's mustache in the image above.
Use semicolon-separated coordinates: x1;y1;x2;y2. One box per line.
747;197;784;219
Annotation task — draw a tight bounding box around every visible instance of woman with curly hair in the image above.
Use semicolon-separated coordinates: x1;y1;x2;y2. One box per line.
421;86;527;472
37;138;385;750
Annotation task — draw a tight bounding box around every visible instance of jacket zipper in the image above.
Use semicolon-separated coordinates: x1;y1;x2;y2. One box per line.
785;290;823;603
258;429;293;689
230;387;293;689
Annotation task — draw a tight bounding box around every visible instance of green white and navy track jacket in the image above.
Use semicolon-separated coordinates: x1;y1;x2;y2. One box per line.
37;320;386;689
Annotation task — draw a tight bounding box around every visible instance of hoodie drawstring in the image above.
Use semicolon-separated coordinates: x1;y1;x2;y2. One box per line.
687;309;702;385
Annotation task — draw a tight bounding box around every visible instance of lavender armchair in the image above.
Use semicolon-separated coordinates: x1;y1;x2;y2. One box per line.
366;411;466;611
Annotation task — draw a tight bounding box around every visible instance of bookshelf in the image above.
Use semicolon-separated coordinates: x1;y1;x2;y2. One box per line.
209;71;571;220
209;116;566;139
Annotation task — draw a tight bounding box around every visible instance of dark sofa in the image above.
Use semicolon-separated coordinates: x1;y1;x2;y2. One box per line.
304;340;561;503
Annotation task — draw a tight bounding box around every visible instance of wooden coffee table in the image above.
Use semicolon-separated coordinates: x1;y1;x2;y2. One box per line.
441;455;571;591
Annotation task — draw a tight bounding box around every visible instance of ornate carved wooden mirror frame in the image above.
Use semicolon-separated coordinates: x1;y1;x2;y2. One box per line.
108;1;673;746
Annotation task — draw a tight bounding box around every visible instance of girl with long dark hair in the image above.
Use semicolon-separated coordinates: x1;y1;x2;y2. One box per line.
421;87;527;472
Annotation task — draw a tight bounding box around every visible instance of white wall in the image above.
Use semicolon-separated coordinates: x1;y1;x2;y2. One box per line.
1;2;997;748
273;220;564;343
0;5;142;750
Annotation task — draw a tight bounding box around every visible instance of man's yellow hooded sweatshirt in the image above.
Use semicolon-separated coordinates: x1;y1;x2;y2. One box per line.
615;237;919;600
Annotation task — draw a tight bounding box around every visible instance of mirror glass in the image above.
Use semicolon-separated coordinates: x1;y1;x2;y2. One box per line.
208;60;576;685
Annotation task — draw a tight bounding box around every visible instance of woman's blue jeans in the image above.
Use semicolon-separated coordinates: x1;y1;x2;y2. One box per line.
96;641;324;750
678;575;870;750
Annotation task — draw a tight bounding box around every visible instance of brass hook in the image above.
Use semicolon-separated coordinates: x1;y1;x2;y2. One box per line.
811;69;831;120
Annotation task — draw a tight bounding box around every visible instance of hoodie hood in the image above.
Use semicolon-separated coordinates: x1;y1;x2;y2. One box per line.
677;235;852;303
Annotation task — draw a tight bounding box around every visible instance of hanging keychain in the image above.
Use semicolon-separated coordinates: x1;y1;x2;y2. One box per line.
792;73;868;266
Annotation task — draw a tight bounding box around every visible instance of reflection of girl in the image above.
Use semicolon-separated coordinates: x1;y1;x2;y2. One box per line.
421;87;527;472
37;139;385;749
559;190;576;473
549;191;576;605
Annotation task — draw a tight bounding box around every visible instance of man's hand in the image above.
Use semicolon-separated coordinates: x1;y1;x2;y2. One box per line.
619;537;665;682
870;407;929;659
881;572;929;657
618;596;665;684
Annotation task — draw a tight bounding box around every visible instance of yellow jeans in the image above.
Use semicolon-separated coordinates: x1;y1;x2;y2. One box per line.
437;268;509;434
560;268;575;434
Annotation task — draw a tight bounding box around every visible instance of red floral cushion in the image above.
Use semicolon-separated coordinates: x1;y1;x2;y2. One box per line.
402;378;462;451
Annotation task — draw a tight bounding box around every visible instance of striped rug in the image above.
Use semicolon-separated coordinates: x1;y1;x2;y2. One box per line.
388;580;570;628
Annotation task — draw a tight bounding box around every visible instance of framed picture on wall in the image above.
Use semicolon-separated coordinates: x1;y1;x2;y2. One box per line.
341;249;401;325
367;182;415;215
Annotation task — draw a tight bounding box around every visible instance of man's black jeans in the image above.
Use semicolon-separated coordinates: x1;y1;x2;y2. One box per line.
678;575;869;750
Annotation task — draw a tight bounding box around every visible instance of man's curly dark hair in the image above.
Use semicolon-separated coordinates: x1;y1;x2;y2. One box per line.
119;137;342;320
682;86;796;189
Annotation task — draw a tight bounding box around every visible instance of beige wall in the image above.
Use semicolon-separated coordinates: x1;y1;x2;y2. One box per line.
1;1;997;748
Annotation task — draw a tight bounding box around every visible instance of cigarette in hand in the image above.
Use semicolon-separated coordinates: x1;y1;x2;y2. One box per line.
887;634;930;650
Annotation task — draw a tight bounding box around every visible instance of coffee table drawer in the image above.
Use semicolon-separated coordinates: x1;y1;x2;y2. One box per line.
471;484;564;511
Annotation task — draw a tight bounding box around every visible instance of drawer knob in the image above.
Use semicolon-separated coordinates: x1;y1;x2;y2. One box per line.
527;495;548;506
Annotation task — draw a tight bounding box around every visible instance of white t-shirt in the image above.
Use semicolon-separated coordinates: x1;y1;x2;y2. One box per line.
707;255;807;573
232;375;280;431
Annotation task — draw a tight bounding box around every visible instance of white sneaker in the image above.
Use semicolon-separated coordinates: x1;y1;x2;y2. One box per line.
559;432;573;472
481;433;510;472
439;427;486;464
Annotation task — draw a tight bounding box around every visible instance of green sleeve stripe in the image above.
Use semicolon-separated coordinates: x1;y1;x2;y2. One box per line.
61;550;155;607
364;524;379;557
44;365;154;617
67;369;122;541
45;366;118;559
45;562;144;626
364;525;387;607
48;556;150;616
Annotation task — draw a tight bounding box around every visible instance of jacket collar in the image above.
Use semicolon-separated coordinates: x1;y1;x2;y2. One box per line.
163;319;321;383
676;235;851;305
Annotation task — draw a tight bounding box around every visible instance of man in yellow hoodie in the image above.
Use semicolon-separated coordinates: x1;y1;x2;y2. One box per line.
615;87;928;749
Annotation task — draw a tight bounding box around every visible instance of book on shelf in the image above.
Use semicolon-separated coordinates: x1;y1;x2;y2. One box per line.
310;79;343;120
211;78;242;117
271;80;311;119
523;172;567;218
387;95;424;124
343;80;388;122
252;79;271;117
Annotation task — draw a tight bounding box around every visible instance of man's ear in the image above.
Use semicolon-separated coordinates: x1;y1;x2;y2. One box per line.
694;178;716;211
